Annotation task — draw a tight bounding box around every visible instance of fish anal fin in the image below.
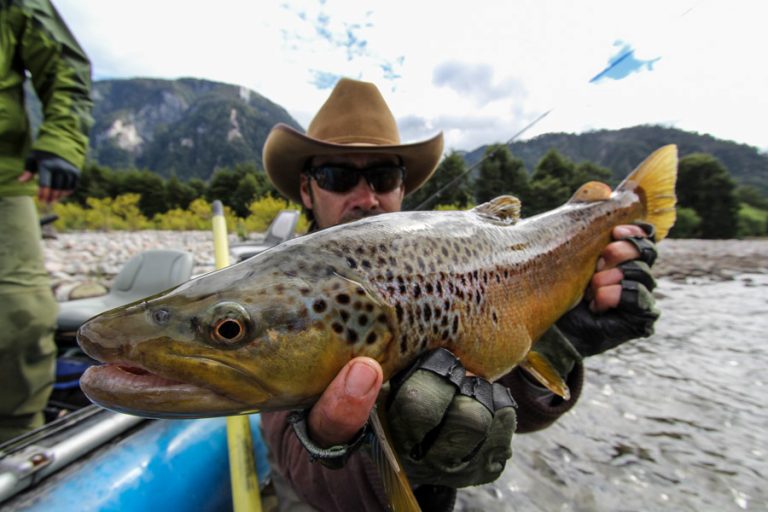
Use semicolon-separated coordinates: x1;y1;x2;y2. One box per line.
472;196;521;225
369;407;421;512
568;181;612;203
520;351;571;400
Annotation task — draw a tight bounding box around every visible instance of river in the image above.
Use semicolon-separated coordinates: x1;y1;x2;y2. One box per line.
457;256;768;511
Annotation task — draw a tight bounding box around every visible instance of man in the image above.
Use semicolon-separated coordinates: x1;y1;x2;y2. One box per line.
261;78;659;511
0;0;92;442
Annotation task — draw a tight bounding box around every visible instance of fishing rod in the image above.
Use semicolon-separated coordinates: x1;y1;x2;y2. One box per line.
411;109;551;211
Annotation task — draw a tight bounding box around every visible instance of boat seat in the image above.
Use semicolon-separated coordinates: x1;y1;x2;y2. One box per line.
230;209;300;262
57;249;194;332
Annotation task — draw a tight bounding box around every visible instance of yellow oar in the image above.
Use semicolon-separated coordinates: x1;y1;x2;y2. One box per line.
212;200;263;512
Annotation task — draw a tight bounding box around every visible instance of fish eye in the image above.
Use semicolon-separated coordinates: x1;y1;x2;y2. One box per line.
213;318;245;343
201;301;255;347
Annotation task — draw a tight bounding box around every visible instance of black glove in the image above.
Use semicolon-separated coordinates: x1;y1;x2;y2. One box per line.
25;150;80;193
386;349;517;488
556;222;660;358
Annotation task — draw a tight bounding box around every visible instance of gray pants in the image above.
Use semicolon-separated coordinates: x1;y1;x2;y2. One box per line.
0;196;58;442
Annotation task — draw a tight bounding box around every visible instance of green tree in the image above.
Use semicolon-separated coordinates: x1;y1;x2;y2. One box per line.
406;151;473;210
474;144;529;207
677;153;739;239
118;169;168;218
71;162;118;205
736;185;768;210
165;175;198;210
668;207;701;238
207;163;274;217
526;149;576;215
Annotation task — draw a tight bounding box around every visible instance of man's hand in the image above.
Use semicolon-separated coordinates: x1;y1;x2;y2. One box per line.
18;151;81;204
307;357;383;448
557;223;660;357
386;349;516;488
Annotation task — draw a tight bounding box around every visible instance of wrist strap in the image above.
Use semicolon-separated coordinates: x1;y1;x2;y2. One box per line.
287;409;370;469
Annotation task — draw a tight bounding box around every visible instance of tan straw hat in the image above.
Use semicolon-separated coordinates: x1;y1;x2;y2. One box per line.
263;78;444;204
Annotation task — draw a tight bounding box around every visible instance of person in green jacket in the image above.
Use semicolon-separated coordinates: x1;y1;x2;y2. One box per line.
0;0;92;442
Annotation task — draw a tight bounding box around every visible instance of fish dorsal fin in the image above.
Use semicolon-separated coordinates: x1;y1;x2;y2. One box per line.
369;407;421;512
568;181;612;203
520;351;571;400
472;195;521;225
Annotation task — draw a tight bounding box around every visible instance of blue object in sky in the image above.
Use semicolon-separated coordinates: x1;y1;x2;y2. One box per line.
590;43;660;83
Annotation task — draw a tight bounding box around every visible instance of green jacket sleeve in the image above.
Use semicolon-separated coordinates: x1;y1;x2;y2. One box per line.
20;0;93;168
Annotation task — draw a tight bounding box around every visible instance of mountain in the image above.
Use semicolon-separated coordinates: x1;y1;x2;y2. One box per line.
463;125;768;194
26;78;767;193
27;77;303;181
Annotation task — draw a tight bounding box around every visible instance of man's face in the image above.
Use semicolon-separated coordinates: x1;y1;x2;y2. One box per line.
300;153;405;229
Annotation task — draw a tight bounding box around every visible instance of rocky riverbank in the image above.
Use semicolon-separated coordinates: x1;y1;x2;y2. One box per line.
42;231;768;300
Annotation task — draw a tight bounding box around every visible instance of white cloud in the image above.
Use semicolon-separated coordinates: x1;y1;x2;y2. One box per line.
55;0;768;152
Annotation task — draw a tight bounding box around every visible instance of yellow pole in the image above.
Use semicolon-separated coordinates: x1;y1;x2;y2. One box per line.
212;200;263;512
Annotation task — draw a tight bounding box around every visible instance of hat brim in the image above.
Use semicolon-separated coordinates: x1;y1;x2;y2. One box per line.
263;124;444;204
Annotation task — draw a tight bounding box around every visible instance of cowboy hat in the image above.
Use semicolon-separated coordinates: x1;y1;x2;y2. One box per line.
263;78;444;204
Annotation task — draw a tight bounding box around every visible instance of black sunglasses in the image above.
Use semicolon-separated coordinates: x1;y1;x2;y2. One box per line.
305;164;406;194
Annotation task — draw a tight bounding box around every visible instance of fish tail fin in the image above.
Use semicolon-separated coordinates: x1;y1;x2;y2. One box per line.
520;351;571;400
369;407;422;512
616;144;678;241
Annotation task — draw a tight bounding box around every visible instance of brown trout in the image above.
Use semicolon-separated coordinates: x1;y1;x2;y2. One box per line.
78;145;677;418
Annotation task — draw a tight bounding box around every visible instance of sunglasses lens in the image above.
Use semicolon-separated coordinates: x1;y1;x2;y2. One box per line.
367;166;404;193
313;166;360;192
310;165;404;194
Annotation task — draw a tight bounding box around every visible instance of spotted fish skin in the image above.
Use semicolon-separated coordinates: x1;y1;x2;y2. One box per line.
77;146;677;418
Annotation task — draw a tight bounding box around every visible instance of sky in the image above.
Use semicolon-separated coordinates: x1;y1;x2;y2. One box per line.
54;0;768;154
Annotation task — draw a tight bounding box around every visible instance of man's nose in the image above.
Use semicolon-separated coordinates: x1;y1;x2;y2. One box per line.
347;176;380;209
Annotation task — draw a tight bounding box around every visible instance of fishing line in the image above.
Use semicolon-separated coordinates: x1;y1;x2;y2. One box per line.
411;2;700;211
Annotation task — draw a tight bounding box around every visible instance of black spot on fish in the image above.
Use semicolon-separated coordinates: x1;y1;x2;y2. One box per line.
492;311;498;324
353;301;362;310
332;322;344;334
396;303;404;322
389;256;397;266
359;315;368;326
312;299;327;313
362;260;372;269
441;246;449;257
379;243;387;253
425;283;433;294
336;293;350;304
300;287;312;295
356;287;366;295
366;332;377;344
475;290;482;305
424;307;432;322
442;329;450;341
387;285;396;295
399;283;407;294
400;334;408;354
417;257;425;271
413;284;421;298
452;316;459;334
347;329;358;344
356;246;365;255
440;315;449;327
436;282;443;295
365;303;374;312
434;306;442;319
340;311;350;322
377;313;387;324
385;269;394;280
404;263;414;273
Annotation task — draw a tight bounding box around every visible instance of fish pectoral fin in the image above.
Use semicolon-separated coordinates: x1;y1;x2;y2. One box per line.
568;181;612;203
472;195;521;225
369;407;421;512
520;351;571;400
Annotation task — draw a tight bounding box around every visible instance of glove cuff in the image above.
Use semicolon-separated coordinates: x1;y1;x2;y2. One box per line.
499;361;584;433
287;408;369;469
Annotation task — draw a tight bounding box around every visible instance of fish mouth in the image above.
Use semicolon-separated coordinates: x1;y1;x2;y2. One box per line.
80;363;256;418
